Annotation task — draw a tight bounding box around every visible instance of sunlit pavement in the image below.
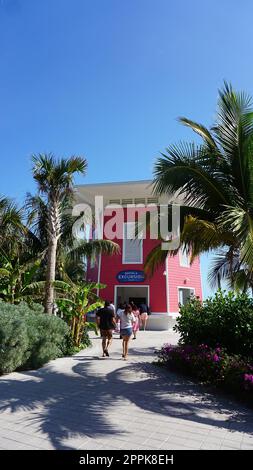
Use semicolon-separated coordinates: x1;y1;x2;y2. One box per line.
0;329;253;450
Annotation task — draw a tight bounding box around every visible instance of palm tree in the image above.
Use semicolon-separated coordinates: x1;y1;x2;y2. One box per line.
0;251;45;304
31;155;119;313
25;193;119;284
31;154;88;314
147;83;253;290
0;196;24;255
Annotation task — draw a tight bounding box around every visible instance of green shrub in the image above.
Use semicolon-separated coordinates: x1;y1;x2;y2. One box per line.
62;327;92;355
0;309;29;374
0;301;72;374
81;326;92;348
175;290;253;357
21;311;70;369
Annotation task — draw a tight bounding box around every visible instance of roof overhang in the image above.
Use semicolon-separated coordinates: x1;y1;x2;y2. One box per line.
74;180;155;205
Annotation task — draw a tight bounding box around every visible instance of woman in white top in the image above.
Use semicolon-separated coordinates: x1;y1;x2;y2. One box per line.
116;304;135;360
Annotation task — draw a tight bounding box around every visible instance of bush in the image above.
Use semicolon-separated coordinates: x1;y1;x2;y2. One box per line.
0;301;72;374
62;327;92;355
0;309;29;374
21;311;71;369
156;343;253;396
175;290;253;357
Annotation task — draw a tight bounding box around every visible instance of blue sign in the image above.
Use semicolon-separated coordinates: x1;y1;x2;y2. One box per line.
116;270;145;283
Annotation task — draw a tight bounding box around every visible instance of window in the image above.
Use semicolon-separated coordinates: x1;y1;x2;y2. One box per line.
123;222;143;264
179;249;190;267
178;288;195;306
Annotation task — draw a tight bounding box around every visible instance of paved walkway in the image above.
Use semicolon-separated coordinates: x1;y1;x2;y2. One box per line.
0;330;253;450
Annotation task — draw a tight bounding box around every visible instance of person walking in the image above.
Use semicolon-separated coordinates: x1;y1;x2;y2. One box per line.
116;304;136;360
139;302;149;331
109;300;115;314
96;301;116;357
116;303;125;335
131;304;140;339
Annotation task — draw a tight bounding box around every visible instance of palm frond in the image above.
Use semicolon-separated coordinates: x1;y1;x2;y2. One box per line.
207;248;240;289
153;142;230;210
67;239;120;259
182;216;235;259
144;243;168;276
150;83;253;280
179;117;217;149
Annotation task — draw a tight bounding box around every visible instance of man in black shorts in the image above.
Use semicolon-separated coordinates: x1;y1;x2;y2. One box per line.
96;301;116;357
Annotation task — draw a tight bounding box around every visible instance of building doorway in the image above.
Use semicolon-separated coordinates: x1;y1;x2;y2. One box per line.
115;285;149;309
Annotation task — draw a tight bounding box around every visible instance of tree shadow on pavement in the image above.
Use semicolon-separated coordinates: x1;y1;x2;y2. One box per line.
0;352;252;450
73;357;253;434
0;365;120;450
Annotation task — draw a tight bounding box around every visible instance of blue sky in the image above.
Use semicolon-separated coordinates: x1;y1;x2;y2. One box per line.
0;0;252;297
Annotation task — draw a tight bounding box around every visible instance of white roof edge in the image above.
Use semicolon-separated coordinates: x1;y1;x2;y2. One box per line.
75;179;153;189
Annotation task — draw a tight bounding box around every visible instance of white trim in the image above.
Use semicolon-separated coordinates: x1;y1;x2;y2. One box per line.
114;284;150;307
199;258;204;300
177;285;196;292
122;222;143;264
165;255;170;314
177;286;195;305
122;259;143;265
75;179;152;189
96;203;104;296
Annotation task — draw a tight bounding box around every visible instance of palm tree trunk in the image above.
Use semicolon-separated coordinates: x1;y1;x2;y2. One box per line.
44;197;61;314
44;238;57;314
11;285;15;304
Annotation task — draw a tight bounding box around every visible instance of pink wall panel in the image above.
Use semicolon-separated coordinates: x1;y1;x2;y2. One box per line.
167;255;202;313
99;237;167;312
87;207;202;314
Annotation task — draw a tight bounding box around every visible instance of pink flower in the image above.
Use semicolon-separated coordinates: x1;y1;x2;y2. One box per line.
244;374;253;384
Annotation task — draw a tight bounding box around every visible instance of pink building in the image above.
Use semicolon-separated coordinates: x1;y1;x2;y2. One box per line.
75;180;202;330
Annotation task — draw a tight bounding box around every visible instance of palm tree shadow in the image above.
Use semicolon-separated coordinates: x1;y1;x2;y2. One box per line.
0;363;122;450
0;354;253;450
73;358;253;435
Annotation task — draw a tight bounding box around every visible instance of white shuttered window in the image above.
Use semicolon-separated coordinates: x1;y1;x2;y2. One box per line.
123;222;143;264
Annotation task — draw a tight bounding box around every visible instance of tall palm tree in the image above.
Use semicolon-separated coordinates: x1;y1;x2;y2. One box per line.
146;83;253;289
31;155;119;313
32;154;88;314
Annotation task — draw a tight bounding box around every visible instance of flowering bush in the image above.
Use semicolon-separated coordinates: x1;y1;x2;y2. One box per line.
175;291;253;357
156;343;253;396
244;374;253;391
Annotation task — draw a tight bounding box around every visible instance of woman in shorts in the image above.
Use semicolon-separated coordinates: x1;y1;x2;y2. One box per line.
116;304;136;360
139;303;149;331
